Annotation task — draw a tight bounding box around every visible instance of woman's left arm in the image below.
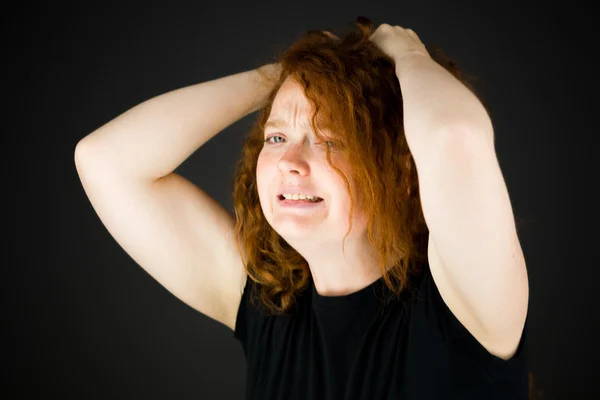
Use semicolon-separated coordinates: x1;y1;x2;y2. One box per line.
394;51;494;158
378;25;529;357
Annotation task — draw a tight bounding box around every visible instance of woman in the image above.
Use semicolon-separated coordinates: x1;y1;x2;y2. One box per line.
75;17;531;400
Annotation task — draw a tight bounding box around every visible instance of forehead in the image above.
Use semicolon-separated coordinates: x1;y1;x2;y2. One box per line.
267;78;320;133
271;77;312;114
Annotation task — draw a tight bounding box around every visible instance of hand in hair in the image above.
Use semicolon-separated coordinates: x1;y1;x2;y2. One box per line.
369;23;431;64
322;30;340;41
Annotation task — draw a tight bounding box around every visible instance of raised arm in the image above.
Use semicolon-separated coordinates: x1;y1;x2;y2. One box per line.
74;63;281;330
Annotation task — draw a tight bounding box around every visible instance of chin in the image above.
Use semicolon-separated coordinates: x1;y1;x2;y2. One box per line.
271;216;323;237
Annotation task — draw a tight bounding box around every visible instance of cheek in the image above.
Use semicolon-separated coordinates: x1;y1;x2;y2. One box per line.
329;168;363;218
256;154;276;201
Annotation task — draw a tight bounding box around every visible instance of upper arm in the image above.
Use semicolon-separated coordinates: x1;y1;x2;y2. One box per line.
418;129;529;360
75;146;247;331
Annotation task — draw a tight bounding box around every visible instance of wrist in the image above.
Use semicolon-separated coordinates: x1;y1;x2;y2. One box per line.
249;63;282;112
393;51;432;72
257;63;282;83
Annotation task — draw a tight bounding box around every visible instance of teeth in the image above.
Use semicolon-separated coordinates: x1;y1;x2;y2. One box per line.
282;194;322;201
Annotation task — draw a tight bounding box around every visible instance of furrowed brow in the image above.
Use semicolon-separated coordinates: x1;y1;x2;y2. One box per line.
264;118;312;131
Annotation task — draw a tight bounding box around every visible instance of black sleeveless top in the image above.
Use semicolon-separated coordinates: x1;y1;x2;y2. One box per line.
233;263;529;399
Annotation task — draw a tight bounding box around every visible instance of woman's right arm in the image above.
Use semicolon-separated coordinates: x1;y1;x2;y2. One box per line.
74;63;281;331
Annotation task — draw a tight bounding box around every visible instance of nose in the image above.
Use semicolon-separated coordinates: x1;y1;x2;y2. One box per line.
278;143;310;175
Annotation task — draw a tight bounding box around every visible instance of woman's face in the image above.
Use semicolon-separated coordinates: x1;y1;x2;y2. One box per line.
256;77;367;242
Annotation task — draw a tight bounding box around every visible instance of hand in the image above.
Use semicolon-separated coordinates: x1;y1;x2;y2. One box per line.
369;24;431;64
323;30;340;41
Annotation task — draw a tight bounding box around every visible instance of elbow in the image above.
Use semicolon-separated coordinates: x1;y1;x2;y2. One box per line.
74;138;93;169
74;137;105;175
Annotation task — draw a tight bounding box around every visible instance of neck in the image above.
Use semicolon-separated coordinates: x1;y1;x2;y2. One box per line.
295;235;386;297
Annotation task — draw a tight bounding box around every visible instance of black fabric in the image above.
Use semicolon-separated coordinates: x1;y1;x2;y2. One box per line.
233;263;529;400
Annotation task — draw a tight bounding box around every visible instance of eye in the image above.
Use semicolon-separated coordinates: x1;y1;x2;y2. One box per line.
264;135;339;149
264;135;285;144
318;140;337;149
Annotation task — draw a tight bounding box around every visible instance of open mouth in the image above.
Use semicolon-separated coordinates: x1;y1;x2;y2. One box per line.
277;194;324;203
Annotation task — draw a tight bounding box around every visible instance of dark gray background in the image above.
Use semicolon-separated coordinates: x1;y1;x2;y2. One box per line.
8;1;593;399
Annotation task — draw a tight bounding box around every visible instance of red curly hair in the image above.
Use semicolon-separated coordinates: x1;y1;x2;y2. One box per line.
232;16;487;316
231;17;540;398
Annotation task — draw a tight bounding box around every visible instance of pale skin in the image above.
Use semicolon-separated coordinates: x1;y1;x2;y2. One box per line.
368;24;528;361
262;24;529;360
76;22;528;363
257;77;396;297
255;26;428;297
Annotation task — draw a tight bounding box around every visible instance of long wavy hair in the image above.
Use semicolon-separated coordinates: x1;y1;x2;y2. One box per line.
232;16;485;315
232;17;541;398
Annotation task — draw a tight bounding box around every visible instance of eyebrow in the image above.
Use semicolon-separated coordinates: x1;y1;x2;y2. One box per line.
264;118;312;131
